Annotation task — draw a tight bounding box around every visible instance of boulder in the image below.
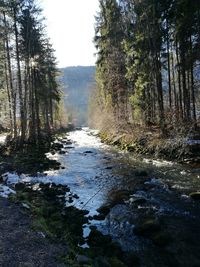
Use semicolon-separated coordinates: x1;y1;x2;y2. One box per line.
93;214;106;221
97;205;111;216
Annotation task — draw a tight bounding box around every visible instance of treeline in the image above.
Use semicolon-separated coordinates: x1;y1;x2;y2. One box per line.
0;0;62;144
94;0;200;135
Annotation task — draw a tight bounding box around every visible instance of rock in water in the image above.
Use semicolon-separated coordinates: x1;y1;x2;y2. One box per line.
96;205;111;216
84;151;93;154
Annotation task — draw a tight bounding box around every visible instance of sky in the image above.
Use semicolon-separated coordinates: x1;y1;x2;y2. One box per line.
40;0;99;68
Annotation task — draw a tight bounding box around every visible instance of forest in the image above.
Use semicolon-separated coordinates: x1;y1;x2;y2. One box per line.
0;1;200;267
0;0;63;145
92;0;200;139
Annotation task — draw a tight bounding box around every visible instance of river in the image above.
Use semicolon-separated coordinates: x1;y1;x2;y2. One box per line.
4;128;200;267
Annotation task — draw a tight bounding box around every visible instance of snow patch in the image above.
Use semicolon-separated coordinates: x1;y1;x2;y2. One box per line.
0;134;7;144
152;160;174;167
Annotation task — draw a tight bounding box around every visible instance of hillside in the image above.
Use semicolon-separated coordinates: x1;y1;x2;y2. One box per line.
60;66;96;126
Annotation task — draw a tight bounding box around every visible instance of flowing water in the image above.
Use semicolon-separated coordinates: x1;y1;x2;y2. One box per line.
5;128;200;266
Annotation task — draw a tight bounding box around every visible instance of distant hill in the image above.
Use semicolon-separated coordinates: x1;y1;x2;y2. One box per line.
59;66;96;126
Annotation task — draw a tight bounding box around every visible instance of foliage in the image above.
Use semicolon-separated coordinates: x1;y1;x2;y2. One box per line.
93;0;200;135
0;0;65;144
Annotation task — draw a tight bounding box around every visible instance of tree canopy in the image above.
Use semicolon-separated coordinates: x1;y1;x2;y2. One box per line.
94;0;200;134
0;0;63;144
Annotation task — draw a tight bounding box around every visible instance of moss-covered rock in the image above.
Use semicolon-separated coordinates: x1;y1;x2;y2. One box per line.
108;189;130;207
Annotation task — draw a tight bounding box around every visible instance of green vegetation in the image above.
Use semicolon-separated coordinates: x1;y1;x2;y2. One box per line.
91;0;200;141
0;0;66;145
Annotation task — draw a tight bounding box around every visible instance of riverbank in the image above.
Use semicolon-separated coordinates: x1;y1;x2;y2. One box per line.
98;124;200;164
0;127;74;176
0;197;66;267
0;130;134;266
1;128;200;267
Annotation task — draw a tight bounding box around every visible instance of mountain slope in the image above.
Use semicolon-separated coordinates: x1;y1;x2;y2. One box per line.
60;66;96;126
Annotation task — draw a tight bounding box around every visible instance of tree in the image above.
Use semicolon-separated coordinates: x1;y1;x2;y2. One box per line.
0;0;64;144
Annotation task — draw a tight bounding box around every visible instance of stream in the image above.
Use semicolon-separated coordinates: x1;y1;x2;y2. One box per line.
3;128;200;267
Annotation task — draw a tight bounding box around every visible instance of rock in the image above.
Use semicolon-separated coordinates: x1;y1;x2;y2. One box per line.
133;219;161;236
68;197;73;203
15;183;26;191
22;203;30;209
189;192;200;200
73;194;79;199
38;231;46;238
97;205;111;216
108;189;130;206
76;255;92;264
52;142;63;150
59;151;65;155
105;166;113;170
87;229;112;247
93;214;106;221
89;225;97;231
65;141;72;145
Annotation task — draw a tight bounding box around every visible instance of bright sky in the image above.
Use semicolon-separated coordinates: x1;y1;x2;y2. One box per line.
40;0;99;68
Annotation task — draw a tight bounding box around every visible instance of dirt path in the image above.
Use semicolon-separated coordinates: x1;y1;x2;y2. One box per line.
0;197;66;267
